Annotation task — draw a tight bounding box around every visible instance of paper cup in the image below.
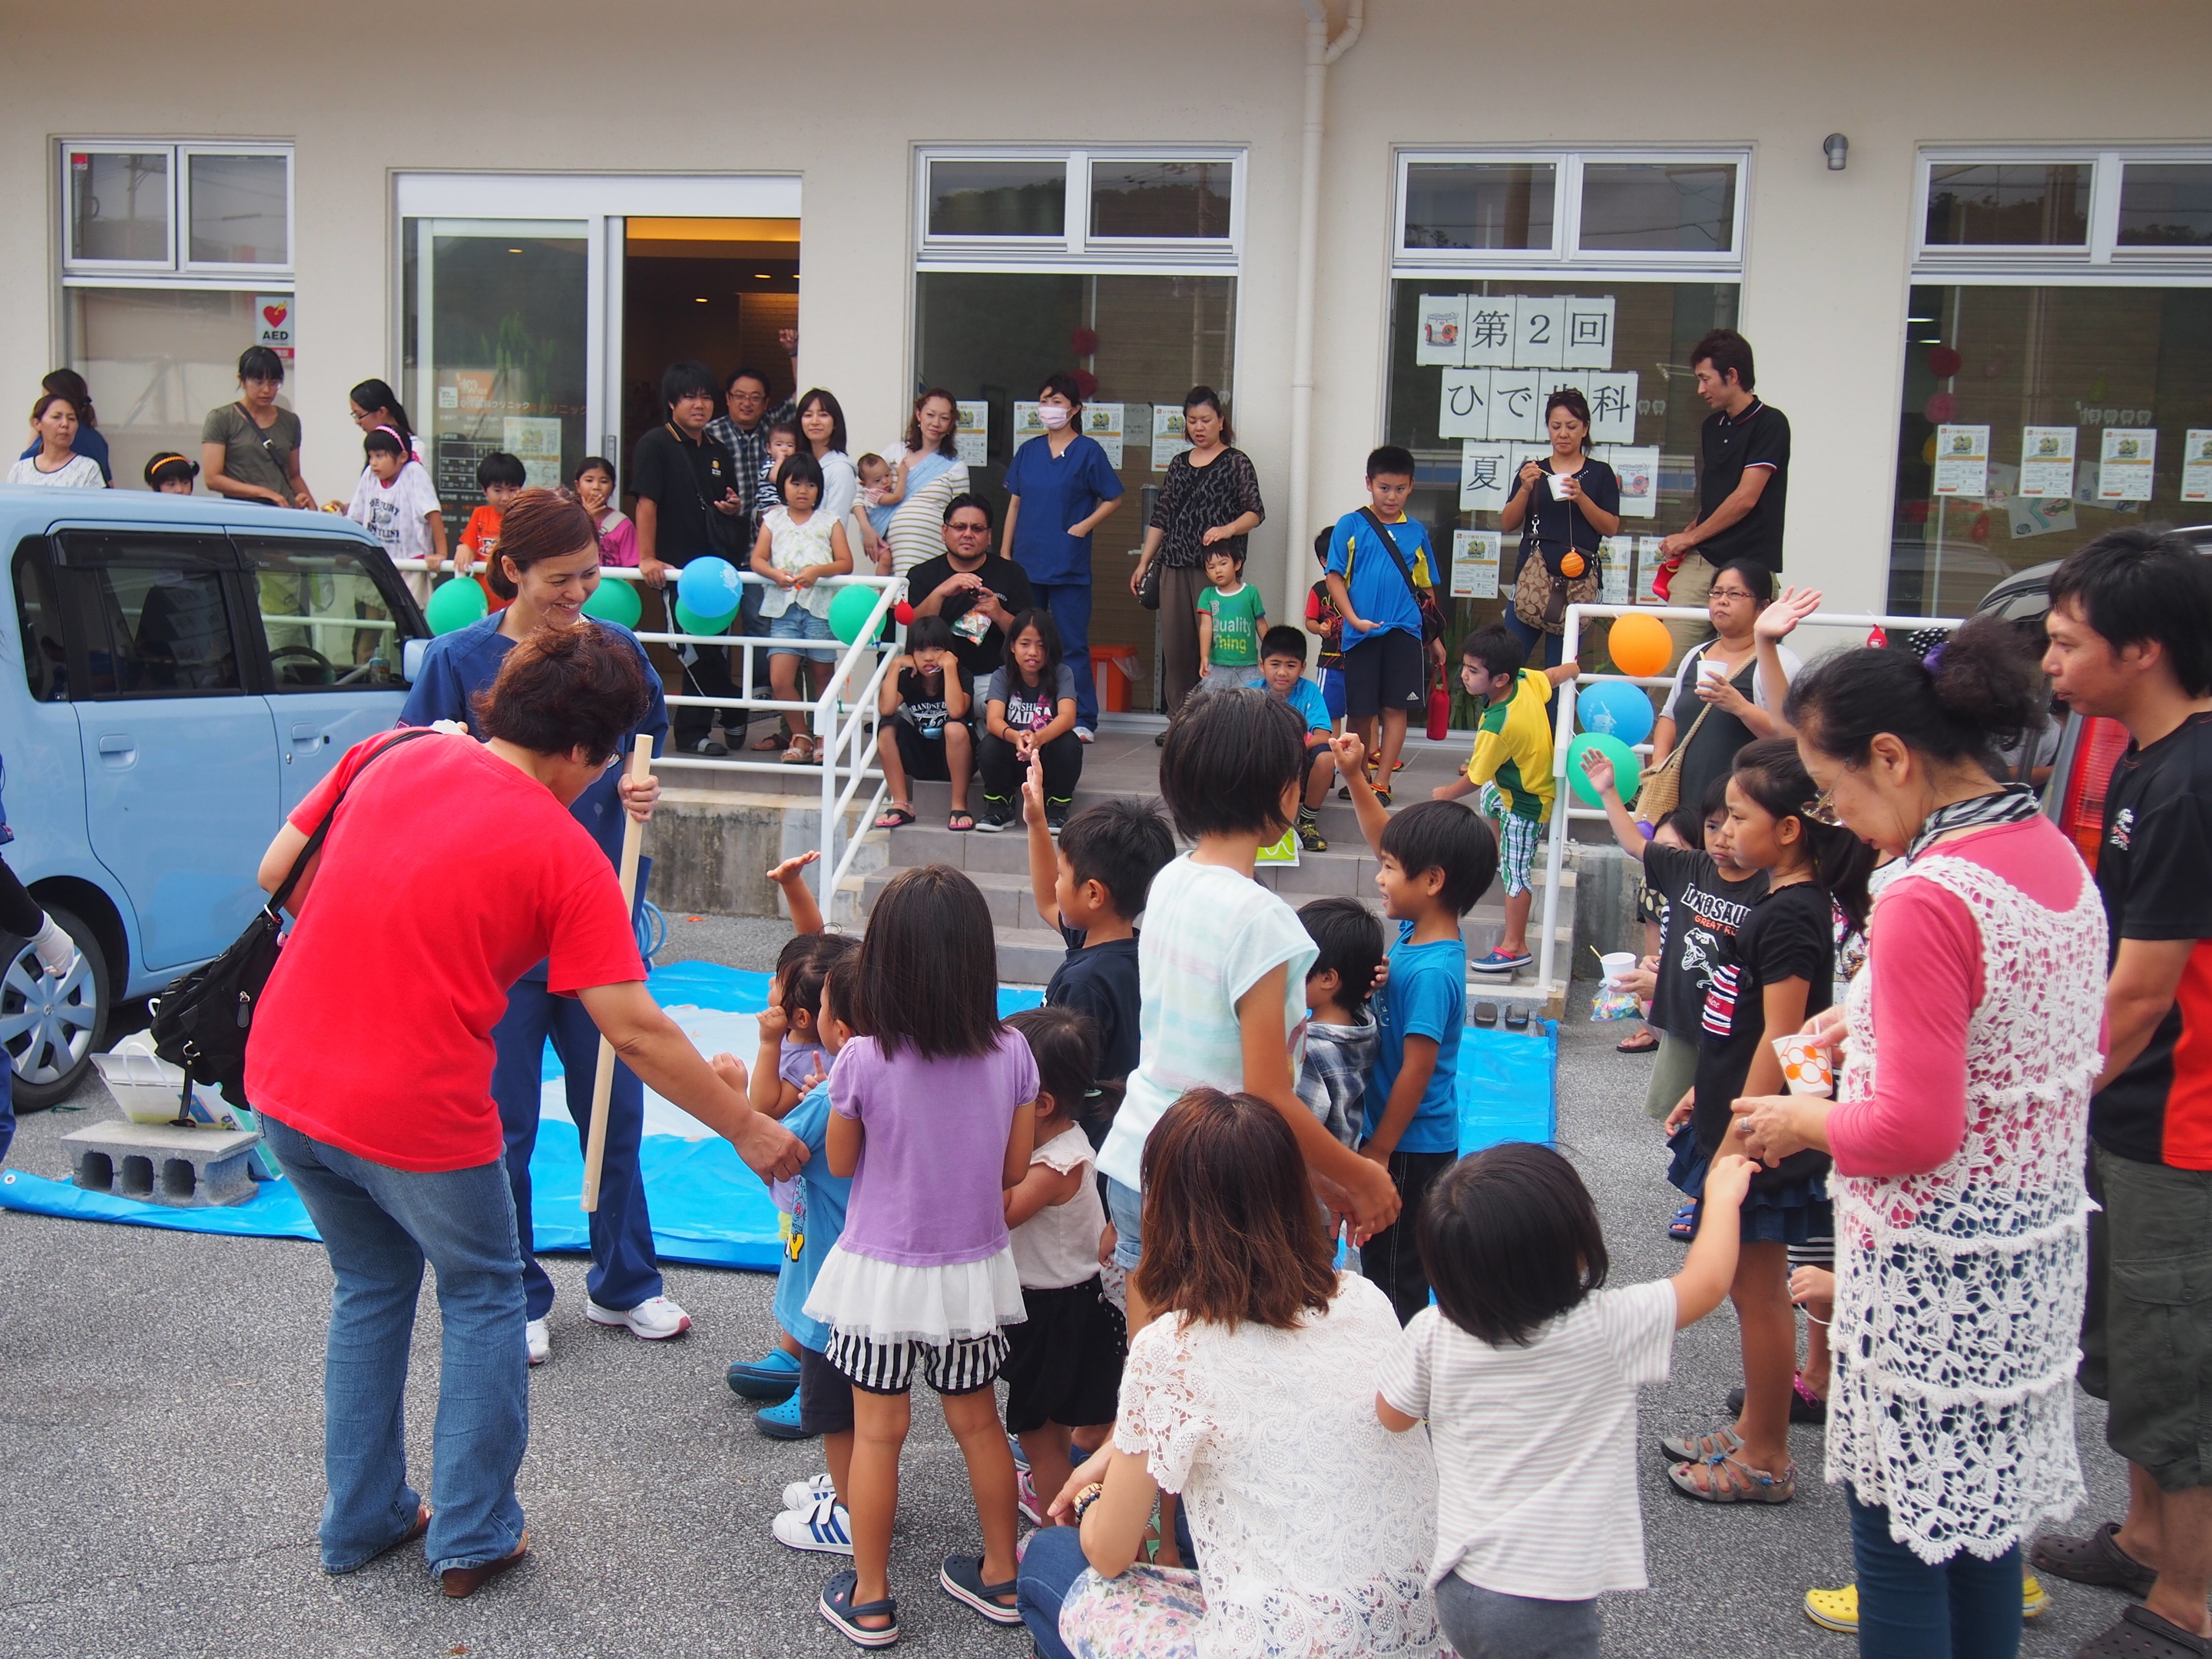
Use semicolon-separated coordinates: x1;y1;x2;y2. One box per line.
1548;471;1572;501
1698;658;1730;687
1598;950;1637;987
1773;1034;1834;1097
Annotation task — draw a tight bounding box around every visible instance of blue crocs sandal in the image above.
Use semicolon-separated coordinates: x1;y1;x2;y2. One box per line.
755;1391;818;1442
1668;1201;1698;1241
939;1554;1023;1626
1470;947;1534;975
727;1346;801;1401
820;1569;899;1647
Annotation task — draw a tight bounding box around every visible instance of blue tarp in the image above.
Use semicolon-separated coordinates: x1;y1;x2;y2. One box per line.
1455;1017;1559;1154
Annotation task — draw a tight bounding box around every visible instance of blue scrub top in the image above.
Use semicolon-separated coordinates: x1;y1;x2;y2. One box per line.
1002;431;1124;585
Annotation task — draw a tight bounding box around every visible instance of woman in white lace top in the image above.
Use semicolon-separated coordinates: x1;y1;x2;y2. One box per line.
1016;1088;1440;1659
1734;618;2107;1652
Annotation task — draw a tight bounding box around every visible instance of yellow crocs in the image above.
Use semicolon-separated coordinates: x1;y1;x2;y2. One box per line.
1803;1575;2049;1634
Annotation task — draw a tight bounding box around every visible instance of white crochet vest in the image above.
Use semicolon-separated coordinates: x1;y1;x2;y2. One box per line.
1826;849;2107;1564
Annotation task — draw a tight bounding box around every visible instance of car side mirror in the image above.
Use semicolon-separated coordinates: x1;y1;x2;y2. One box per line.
402;638;429;683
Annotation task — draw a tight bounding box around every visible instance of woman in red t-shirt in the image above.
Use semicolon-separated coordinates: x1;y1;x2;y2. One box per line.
246;626;804;1598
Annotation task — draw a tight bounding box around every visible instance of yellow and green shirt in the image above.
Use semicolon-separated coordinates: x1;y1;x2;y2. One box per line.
1465;667;1555;822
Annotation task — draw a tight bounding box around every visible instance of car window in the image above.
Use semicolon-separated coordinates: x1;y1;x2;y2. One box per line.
233;535;425;691
55;532;243;697
12;539;67;703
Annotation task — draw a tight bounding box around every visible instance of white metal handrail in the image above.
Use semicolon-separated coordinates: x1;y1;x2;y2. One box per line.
1535;601;1968;998
394;561;904;906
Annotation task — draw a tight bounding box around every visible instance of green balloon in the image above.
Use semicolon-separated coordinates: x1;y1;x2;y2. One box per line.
1565;731;1641;808
674;599;735;636
826;582;881;647
581;575;641;629
425;577;488;635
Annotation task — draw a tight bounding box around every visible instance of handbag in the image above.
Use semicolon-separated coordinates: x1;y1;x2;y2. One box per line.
1634;679;1715;825
1512;525;1601;636
1356;508;1445;646
1136;557;1161;611
148;729;435;1109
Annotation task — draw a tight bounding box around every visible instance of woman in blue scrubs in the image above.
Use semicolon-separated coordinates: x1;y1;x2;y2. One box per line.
400;488;681;1365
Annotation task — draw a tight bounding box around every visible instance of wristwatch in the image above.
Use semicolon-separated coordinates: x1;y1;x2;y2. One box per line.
1071;1482;1106;1522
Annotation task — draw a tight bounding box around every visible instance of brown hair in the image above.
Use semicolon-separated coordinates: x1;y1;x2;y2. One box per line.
29;392;75;426
905;387;961;458
485;486;599;601
1134;1089;1338;1330
474;619;649;763
852;865;1002;1060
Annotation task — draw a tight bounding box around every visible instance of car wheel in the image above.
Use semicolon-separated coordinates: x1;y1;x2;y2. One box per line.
2;903;110;1111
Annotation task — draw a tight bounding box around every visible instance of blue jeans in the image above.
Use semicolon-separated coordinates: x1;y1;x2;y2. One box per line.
1847;1488;2020;1659
489;978;661;1321
1105;1175;1144;1271
1031;580;1097;728
1018;1509;1200;1659
1501;599;1565;674
262;1113;528;1578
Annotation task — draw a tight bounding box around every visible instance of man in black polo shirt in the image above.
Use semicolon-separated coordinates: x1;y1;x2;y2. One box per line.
632;359;746;752
1654;328;1790;663
907;492;1035;693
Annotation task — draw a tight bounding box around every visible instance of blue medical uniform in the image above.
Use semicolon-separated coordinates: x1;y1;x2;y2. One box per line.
400;615;671;1321
1003;431;1124;728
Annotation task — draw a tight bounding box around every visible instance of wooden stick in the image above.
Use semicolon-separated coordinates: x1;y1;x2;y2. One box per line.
581;733;654;1213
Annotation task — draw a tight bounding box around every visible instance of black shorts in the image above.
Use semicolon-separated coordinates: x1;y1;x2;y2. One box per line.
999;1277;1128;1434
798;1343;856;1436
1341;630;1426;719
891;717;961;783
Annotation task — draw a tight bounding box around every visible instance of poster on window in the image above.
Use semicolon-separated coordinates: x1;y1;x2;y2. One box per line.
1459;442;1512;514
2098;428;2157;501
955;400;989;468
1416;295;1467;366
503;417;564;488
1598;537;1631;604
1487;370;1542;442
2016;426;2075;499
1932;425;1992;498
1438;369;1491;441
1562;296;1615;370
1635;536;1668;603
1152;405;1192;470
1011;402;1046;449
1084;403;1125;469
2183;430;2212;503
2002;457;2076;538
1584;373;1639;445
1451;530;1502;599
1601;445;1659;518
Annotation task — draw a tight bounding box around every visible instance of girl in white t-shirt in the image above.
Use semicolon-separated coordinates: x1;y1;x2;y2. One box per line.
1375;1142;1753;1658
749;449;853;764
346;426;445;604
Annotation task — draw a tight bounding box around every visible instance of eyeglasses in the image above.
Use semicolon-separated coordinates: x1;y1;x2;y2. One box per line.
1802;786;1842;826
1707;586;1757;602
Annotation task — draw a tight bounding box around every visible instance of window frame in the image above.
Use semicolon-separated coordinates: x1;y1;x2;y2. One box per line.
915;145;1243;270
58;141;294;282
60;145;177;273
232;530;429;695
179;144;296;276
1912;145;2212;280
48;528;254;703
1393;148;1750;276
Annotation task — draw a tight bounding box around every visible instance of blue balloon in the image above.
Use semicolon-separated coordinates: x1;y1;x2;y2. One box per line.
676;556;742;622
1577;680;1655;748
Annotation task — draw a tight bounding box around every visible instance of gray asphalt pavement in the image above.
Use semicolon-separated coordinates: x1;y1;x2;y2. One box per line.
0;926;2137;1657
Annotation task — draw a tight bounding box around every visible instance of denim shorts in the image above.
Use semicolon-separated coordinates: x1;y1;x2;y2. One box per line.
767;603;838;661
1104;1175;1144;1272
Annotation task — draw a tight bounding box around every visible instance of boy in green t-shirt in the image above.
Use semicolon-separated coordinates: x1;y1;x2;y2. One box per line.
1432;624;1579;973
1195;545;1268;696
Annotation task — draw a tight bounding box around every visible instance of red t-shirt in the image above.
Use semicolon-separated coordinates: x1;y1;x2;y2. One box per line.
246;732;645;1172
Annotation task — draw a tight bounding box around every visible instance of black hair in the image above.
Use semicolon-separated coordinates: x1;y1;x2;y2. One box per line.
1366;444;1416;481
777;932;859;1025
349;379;412;454
475;451;527;491
1666;800;1707;849
1298;896;1386;1021
944;491;995;528
237;346;285;384
1419;1144;1610;1346
1459;623;1525;684
1787;614;2047;774
571;455;617;489
726;364;773;396
1183;385;1233;445
362;426;409;461
852;865;1002;1060
821;951;861;1037
1204;541;1248;571
906;614;955;654
661;359;720;416
1312;526;1332;568
775;449;826;503
2047;526;2212;698
796;387;850;455
1058;796;1176;922
1691;328;1757;392
1260;625;1308;663
1710;557;1775;605
999;608;1063;690
143;451;198;488
1380;800;1498;916
1005;1004;1101;1125
1544;387;1591;429
1700;773;1732;823
41;369;94;426
1729;735;1876;932
1159;687;1304;841
1038;370;1084;409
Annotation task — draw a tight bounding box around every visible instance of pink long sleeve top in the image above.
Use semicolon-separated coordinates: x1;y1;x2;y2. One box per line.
1828;816;2099;1177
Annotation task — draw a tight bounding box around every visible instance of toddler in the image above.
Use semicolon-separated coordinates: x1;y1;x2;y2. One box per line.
856;452;896;541
754;420;802;522
459;451;526;607
1195;545;1267;695
346;425;445;604
1295;896;1386;1149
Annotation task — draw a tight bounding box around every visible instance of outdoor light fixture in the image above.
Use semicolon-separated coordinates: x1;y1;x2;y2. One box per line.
1824;134;1849;171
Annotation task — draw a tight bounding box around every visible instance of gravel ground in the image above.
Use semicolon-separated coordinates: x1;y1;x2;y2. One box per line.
0;921;2138;1657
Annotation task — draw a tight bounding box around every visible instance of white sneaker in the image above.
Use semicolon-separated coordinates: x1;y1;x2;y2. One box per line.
584;1294;692;1339
525;1318;550;1366
784;1474;838;1512
772;1495;854;1555
1075;725;1095;744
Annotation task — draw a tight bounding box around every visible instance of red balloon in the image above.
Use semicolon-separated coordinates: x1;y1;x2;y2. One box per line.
1923;392;1956;424
1902;498;1932;525
1970;512;1992;544
1929;346;1962;377
894;601;915;625
1071;328;1099;356
1072;369;1099;401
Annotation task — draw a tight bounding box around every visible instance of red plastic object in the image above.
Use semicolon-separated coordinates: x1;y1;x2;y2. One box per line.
1426;679;1450;742
2057;715;2131;873
894;601;914;626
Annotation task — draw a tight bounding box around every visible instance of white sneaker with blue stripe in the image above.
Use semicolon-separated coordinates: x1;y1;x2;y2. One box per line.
773;1495;854;1556
783;1474;837;1512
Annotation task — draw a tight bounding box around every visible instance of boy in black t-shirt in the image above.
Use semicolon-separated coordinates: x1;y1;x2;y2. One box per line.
1018;770;1175;1128
872;615;974;833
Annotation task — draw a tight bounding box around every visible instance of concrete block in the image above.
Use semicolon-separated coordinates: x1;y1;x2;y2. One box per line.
63;1121;263;1208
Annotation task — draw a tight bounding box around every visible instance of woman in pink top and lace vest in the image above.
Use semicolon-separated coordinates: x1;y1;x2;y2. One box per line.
1732;618;2107;1656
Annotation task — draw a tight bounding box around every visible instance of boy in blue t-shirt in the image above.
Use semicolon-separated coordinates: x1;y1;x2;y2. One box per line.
1260;625;1337;853
1322;445;1447;806
1330;727;1500;1325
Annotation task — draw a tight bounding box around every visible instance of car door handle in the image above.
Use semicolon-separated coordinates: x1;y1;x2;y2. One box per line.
97;733;134;757
289;723;325;745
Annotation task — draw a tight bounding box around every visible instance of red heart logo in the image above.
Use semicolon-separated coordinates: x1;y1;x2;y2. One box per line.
263;303;288;327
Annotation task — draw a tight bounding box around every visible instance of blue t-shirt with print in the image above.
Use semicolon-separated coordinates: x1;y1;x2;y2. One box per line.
1364;920;1465;1155
1003;432;1125;584
1326;510;1432;645
1279;675;1333;736
772;1078;853;1353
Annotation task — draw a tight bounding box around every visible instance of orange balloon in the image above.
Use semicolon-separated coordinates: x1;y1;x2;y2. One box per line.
1609;611;1672;678
1560;550;1585;578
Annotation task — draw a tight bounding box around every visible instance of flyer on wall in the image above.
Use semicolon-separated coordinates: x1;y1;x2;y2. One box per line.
1598;537;1631;604
1635;536;1667;603
955;400;988;468
2098;428;2157;501
1010;402;1046;449
1084;404;1125;469
1450;529;1502;598
1932;425;1991;498
1599;444;1659;518
2016;426;2076;499
2183;429;2212;503
1151;405;1192;471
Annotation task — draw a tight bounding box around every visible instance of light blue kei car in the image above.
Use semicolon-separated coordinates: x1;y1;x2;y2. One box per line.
0;488;429;1107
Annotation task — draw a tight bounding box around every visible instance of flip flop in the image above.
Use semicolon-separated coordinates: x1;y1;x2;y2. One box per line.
947;810;975;833
1617;1030;1661;1054
873;805;916;830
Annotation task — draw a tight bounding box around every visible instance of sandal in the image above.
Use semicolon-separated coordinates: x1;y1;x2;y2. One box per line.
2031;1521;2159;1598
1668;1200;1698;1241
947;810;975;832
1660;1424;1742;1462
819;1568;899;1647
1617;1029;1661;1055
939;1554;1022;1627
873;804;916;830
753;721;790;752
2075;1604;2212;1657
1667;1452;1796;1505
782;735;816;764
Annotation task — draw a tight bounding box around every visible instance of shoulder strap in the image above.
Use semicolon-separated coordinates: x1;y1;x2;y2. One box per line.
1357;507;1424;602
267;729;437;914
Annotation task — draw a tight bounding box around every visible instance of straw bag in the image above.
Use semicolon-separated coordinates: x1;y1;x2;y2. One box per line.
1635;700;1712;825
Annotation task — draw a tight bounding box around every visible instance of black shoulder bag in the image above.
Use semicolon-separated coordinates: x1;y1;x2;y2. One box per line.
149;729;435;1110
1357;508;1445;644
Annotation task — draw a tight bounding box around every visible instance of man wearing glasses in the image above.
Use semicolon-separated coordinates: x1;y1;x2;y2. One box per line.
907;494;1035;697
704;333;802;547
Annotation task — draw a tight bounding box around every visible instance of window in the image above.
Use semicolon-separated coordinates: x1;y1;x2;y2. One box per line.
187;152;290;267
14;542;65;704
1396;151;1747;270
237;537;423;690
2119;164;2212;248
1915;149;2212;270
68;151;171;265
59;144;292;275
1924;163;2091;248
57;533;243;697
928;160;1067;239
917;147;1240;265
1088;161;1233;241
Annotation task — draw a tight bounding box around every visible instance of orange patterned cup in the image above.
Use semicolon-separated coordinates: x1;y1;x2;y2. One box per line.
1773;1034;1834;1097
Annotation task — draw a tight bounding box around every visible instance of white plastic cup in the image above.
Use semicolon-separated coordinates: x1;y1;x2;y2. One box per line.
1773;1034;1835;1096
1598;950;1637;987
1698;658;1730;689
1548;471;1572;501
